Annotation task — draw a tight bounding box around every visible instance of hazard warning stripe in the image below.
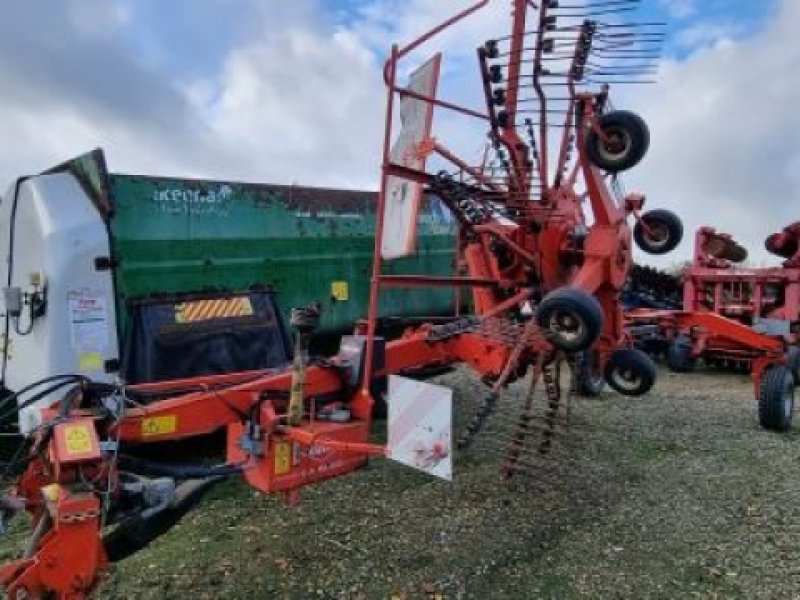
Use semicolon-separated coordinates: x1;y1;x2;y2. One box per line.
175;296;254;324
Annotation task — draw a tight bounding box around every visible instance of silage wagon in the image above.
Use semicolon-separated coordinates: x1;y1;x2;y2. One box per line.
0;149;458;432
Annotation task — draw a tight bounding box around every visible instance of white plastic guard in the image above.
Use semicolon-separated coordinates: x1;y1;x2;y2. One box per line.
381;53;441;259
387;375;452;481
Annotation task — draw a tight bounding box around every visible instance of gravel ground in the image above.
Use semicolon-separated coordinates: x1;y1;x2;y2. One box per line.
2;366;800;598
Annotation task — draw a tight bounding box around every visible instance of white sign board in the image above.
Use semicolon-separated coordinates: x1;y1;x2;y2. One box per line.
68;291;110;353
387;375;452;481
381;54;441;259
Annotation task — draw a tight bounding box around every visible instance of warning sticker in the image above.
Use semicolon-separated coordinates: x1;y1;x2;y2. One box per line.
68;291;110;353
331;281;349;301
387;375;452;481
78;352;103;372
141;415;178;437
64;424;93;454
274;442;291;475
175;296;254;323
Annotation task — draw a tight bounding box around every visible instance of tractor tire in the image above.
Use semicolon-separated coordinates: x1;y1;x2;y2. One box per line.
634;210;684;255
585;110;650;172
666;335;695;373
604;348;657;397
535;288;604;353
575;349;605;397
758;365;795;432
787;346;800;386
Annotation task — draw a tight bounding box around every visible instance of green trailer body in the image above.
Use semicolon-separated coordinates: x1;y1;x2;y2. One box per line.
51;149;458;341
108;175;458;337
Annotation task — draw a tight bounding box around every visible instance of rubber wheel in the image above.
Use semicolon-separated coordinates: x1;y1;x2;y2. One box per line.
535;288;604;353
787;346;800;386
758;365;794;432
666;335;695;373
585;110;650;172
575;349;605;397
634;210;684;255
604;348;657;397
725;242;748;264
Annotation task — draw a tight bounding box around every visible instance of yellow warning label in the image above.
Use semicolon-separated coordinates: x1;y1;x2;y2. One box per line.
141;415;178;437
78;352;103;371
175;296;254;324
274;442;291;475
64;424;92;454
42;484;61;503
331;281;349;301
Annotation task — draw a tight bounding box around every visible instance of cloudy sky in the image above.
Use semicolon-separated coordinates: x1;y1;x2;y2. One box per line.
0;0;794;266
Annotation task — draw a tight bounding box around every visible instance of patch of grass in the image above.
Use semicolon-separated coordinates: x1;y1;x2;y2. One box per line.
2;367;800;599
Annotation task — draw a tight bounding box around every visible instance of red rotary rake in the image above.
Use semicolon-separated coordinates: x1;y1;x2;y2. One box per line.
0;2;685;597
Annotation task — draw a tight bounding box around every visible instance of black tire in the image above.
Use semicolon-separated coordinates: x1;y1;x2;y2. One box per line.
585;110;650;172
575;349;606;397
787;346;800;386
666;335;695;373
535;288;604;353
604;348;657;396
725;242;748;264
634;210;684;255
758;365;794;431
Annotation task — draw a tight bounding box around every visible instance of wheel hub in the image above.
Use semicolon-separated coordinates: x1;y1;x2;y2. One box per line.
600;126;631;160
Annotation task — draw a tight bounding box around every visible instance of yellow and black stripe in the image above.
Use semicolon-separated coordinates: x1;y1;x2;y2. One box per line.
175;296;254;324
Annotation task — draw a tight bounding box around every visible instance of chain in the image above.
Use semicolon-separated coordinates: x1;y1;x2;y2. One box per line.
431;171;493;228
426;316;480;342
502;357;573;479
457;391;500;450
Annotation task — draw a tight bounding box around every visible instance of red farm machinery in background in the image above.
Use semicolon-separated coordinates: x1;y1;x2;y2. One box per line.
628;222;800;432
0;1;727;597
683;224;800;345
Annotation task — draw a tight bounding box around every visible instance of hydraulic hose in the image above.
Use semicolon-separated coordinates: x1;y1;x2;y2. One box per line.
117;455;244;480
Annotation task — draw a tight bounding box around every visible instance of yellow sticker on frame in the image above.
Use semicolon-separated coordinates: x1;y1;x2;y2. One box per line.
64;424;93;454
274;442;291;475
331;281;349;301
141;415;178;437
78;352;103;371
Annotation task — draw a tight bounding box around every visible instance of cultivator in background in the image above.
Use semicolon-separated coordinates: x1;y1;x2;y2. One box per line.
628;223;799;431
623;263;682;310
683;225;798;348
0;1;686;597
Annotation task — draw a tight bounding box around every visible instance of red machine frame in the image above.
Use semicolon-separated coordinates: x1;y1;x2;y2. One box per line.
627;224;799;434
684;225;800;345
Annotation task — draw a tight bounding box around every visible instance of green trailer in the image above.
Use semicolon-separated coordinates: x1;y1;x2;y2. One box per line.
1;149;457;414
108;169;458;338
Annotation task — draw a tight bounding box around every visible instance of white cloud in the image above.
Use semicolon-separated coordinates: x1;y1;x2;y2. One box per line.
674;22;741;49
659;0;696;19
68;0;130;37
1;0;796;272
195;25;385;187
